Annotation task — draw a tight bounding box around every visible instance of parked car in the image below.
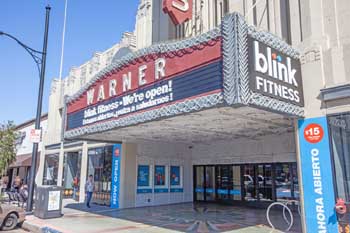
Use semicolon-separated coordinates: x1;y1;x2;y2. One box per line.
0;204;25;231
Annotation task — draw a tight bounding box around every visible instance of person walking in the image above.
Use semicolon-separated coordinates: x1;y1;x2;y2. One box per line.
85;174;94;208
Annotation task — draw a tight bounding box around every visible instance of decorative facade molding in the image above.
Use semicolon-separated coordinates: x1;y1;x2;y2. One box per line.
300;48;321;64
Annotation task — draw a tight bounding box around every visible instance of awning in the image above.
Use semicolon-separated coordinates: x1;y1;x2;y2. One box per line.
9;153;39;168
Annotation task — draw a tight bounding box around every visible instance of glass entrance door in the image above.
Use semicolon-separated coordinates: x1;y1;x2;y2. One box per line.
257;164;273;202
194;166;205;201
205;166;215;201
216;165;232;201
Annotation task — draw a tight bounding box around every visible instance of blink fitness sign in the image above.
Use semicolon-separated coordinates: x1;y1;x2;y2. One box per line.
298;117;338;233
249;38;304;106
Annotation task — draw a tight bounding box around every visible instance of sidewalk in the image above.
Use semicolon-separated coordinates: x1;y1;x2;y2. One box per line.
22;200;285;233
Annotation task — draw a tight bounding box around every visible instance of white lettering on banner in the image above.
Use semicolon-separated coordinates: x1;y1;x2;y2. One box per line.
253;40;301;105
311;148;327;233
87;89;95;105
82;81;173;126
109;79;117;97
123;72;132;92
138;65;147;86
172;0;189;12
112;159;119;205
87;60;167;105
254;41;298;86
155;58;166;80
97;85;105;102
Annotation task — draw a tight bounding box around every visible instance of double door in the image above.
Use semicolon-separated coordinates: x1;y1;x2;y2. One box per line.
194;164;275;205
194;165;242;203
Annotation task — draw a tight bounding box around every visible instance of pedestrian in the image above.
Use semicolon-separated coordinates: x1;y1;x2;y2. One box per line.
72;175;79;200
85;174;94;208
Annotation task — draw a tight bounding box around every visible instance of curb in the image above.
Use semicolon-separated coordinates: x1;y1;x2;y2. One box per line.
22;221;62;233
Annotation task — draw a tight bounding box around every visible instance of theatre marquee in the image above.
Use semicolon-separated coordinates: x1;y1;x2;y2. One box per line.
64;13;304;139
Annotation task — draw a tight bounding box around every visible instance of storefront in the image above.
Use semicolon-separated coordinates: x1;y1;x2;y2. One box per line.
61;11;346;232
194;163;299;207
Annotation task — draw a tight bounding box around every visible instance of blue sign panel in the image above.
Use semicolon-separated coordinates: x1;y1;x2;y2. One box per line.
137;189;152;194
170;166;180;186
195;188;204;193
154;188;169;193
230;190;241;195
154;165;166;186
298;117;338;232
170;188;183;193
110;144;122;209
137;165;150;187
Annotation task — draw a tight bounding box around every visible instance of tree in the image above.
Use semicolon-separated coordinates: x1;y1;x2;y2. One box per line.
0;121;17;176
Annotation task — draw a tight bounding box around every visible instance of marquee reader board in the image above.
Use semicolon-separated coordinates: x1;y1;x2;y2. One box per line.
298;117;338;232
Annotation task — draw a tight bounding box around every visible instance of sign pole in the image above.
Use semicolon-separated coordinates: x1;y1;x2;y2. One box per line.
26;5;51;213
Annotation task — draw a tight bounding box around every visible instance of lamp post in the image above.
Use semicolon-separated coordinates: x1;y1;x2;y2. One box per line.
0;5;51;212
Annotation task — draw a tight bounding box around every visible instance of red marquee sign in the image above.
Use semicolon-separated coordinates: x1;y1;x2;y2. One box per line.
163;0;193;25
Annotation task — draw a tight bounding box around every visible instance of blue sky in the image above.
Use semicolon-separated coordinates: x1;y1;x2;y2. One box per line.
0;0;139;124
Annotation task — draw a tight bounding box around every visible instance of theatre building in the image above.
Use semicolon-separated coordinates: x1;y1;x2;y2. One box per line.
39;1;350;232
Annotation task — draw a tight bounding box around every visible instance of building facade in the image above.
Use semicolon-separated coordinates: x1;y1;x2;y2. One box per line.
40;1;350;232
7;114;48;189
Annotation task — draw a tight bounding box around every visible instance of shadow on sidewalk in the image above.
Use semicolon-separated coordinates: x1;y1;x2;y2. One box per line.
64;202;302;233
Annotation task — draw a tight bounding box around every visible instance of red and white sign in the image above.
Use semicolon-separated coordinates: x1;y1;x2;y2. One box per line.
67;39;221;114
30;129;42;143
303;123;324;144
163;0;193;25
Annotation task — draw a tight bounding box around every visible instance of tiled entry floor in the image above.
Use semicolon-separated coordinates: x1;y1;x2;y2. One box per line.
65;202;302;232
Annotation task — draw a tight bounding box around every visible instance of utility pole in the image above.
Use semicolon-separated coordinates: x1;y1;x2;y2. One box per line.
26;5;51;212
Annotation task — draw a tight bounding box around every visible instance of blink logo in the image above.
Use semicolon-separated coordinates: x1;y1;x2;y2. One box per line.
251;40;303;106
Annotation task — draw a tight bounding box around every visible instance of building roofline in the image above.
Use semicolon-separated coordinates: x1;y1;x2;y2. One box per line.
15;113;48;130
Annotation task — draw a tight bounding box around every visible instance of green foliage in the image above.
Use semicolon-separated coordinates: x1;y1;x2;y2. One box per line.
0;121;17;175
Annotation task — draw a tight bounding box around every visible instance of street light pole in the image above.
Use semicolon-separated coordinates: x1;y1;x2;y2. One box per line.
26;5;51;212
1;6;51;212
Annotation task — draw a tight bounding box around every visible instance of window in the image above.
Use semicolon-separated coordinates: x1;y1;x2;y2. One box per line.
280;0;292;44
329;113;350;201
43;154;59;185
62;151;82;199
87;146;112;205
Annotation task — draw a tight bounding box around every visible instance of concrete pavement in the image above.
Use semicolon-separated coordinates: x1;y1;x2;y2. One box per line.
21;200;294;233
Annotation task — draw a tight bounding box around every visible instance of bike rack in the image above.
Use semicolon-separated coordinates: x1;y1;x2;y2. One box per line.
266;201;299;232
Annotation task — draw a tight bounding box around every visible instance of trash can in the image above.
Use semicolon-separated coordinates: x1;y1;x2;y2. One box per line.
34;186;63;219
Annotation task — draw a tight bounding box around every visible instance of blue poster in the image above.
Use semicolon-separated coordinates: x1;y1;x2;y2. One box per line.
137;165;150;187
298;117;338;232
154;165;166;186
110;144;122;209
170;166;180;186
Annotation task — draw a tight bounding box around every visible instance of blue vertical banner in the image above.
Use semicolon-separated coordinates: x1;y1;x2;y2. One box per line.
110;144;122;209
298;117;338;232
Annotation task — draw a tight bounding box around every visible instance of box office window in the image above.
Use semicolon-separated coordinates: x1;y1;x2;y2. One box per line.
329;113;350;201
43;154;59;185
